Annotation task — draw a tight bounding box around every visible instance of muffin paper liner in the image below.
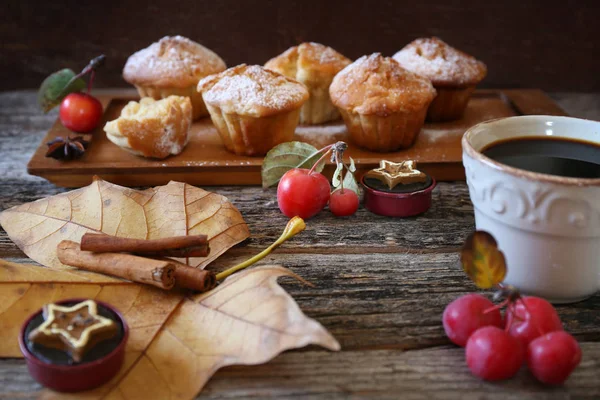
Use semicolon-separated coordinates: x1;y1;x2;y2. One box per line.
338;107;429;152
426;85;476;122
205;104;301;156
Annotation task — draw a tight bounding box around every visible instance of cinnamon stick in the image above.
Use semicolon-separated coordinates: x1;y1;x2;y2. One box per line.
58;240;217;293
80;233;210;258
174;265;216;292
152;256;217;292
57;240;176;289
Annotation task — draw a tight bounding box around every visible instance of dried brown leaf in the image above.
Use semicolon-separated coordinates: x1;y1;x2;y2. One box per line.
0;258;122;284
100;265;340;399
0;261;339;399
0;179;250;270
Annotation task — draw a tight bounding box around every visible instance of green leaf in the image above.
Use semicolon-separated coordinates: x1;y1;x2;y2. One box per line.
261;142;325;188
460;231;507;289
38;69;86;113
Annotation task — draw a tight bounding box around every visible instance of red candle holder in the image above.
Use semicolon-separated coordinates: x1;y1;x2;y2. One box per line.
361;175;436;217
18;298;128;392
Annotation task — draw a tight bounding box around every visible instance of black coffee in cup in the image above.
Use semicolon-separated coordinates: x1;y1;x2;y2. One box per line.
482;137;600;178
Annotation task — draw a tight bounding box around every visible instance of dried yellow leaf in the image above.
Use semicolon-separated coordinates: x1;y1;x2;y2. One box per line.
460;231;507;289
0;179;250;270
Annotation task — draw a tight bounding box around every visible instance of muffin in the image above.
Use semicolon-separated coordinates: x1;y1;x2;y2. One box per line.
104;96;192;159
198;64;309;156
123;36;226;120
393;37;487;122
265;42;351;124
329;53;436;152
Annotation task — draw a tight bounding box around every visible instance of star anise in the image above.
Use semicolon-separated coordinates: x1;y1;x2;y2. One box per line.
45;136;89;160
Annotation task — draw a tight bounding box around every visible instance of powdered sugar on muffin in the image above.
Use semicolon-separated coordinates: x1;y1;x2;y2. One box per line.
330;53;437;116
123;36;226;88
393;37;487;87
198;65;309;118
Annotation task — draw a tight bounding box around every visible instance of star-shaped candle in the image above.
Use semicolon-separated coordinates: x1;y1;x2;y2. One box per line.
364;160;427;190
361;159;436;217
28;300;118;362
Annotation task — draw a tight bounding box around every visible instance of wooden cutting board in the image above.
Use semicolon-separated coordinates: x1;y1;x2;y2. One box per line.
27;89;566;188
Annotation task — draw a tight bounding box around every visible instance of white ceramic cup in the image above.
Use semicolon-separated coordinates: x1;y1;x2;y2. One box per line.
462;116;600;303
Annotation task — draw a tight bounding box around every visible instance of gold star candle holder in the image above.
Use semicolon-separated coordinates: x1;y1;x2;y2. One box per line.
364;160;427;190
361;159;436;217
19;298;128;392
28;300;118;362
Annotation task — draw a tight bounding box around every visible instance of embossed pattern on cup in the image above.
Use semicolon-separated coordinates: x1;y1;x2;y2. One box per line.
462;116;600;303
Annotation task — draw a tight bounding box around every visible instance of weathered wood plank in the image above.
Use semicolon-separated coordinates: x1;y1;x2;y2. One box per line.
0;179;475;257
203;344;600;400
2;252;599;351
2;344;599;399
220;253;600;349
503;89;567;116
551;92;600;121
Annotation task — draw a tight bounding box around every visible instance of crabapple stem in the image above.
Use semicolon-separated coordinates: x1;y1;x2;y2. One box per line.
87;70;95;94
308;148;333;175
483;299;509;315
505;302;515;333
215;217;306;281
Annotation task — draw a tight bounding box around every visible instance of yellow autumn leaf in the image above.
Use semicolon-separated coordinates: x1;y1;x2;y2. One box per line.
0;178;250;270
0;260;340;399
99;265;340;400
460;231;507;289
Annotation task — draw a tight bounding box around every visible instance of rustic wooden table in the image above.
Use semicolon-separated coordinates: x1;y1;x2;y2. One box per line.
1;91;599;399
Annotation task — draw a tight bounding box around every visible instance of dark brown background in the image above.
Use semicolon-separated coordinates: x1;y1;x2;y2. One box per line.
2;0;599;91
